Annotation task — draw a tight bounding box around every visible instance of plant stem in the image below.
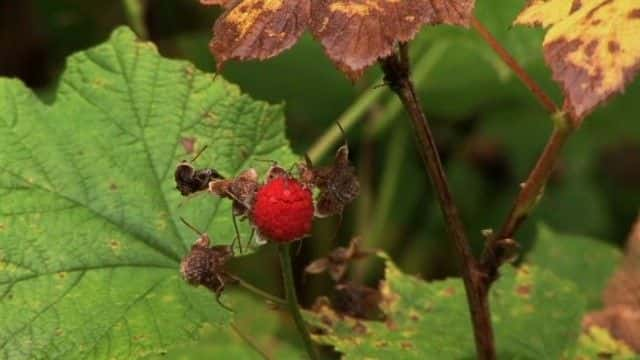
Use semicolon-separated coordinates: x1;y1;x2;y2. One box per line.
470;16;557;114
122;0;148;39
228;274;287;305
380;47;496;360
481;117;573;280
277;243;319;360
470;16;577;284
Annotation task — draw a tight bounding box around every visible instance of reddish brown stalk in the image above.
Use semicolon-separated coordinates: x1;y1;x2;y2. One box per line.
471;16;558;114
481;121;573;282
380;47;496;360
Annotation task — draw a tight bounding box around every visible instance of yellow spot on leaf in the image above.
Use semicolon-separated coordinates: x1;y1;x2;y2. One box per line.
226;0;284;38
109;239;122;253
329;1;382;16
0;260;18;274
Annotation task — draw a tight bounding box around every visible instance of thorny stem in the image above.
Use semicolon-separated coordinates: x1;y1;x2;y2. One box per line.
471;17;577;285
278;243;319;360
379;45;496;360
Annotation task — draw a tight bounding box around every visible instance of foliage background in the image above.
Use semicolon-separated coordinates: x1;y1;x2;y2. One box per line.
1;0;639;358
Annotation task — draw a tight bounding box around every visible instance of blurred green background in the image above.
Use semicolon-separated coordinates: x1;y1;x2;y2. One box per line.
2;0;638;312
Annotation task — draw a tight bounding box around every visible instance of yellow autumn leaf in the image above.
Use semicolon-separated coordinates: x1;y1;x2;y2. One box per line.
515;0;640;124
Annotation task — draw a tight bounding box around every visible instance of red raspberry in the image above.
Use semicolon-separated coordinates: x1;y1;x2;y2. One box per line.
250;177;314;243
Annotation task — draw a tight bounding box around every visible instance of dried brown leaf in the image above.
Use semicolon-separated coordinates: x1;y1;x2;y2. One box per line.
209;0;310;69
203;0;474;78
583;216;640;352
309;0;474;79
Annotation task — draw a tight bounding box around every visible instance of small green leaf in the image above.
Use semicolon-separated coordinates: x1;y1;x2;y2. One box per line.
309;253;584;359
527;224;622;309
0;27;295;358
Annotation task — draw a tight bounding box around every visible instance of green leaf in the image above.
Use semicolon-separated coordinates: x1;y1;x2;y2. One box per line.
527;224;622;309
309;253;584;359
0;26;295;358
148;291;305;359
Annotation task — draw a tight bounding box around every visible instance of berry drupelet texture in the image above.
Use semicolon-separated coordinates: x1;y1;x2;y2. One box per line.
250;177;314;243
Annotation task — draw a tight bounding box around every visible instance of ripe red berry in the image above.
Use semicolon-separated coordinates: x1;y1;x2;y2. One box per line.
250;176;314;243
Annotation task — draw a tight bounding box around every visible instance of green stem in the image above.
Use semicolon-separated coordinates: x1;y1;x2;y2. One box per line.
122;0;148;39
228;274;287;305
278;244;319;360
369;123;408;250
307;41;449;163
306;80;389;162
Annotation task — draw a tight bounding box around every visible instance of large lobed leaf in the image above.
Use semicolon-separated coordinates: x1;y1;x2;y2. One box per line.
527;224;622;309
0;27;295;358
309;253;585;359
515;0;640;123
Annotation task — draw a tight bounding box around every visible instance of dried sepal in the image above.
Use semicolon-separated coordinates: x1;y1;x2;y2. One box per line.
209;167;260;217
515;0;640;123
180;230;236;311
305;237;373;281
301;142;359;218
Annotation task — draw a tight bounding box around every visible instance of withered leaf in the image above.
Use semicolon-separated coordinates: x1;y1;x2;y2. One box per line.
309;0;474;79
209;0;310;69
209;168;260;217
583;217;640;352
203;0;474;79
515;0;640;123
